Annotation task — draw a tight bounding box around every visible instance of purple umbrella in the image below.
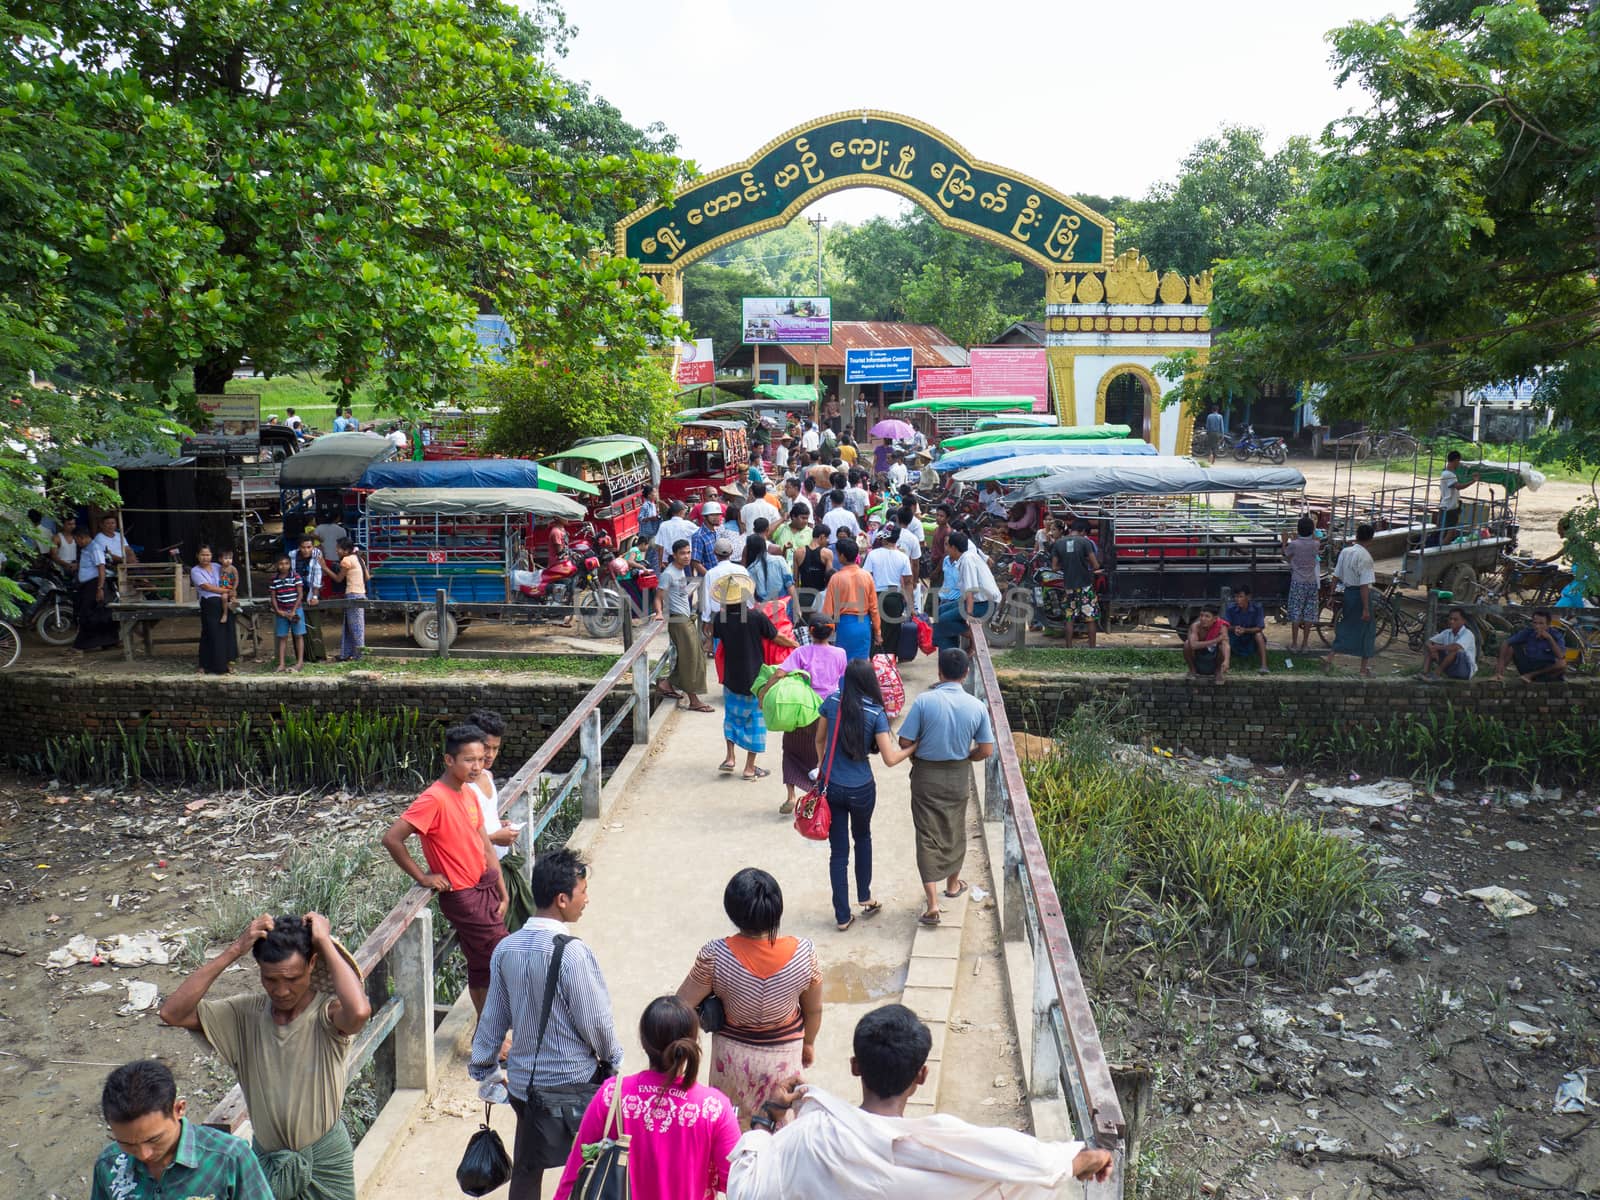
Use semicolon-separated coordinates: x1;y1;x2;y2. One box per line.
870;419;915;441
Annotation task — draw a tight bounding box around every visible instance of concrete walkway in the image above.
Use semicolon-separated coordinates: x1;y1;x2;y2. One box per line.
364;646;1012;1198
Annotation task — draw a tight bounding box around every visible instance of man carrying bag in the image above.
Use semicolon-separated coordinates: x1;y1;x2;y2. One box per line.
469;849;623;1200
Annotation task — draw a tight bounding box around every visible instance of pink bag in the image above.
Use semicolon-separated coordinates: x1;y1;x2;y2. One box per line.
872;653;906;718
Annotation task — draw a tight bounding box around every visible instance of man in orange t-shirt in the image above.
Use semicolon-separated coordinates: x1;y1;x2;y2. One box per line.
381;724;509;1012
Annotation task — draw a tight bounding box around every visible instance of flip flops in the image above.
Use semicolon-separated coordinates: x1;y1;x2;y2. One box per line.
860;900;883;918
918;911;941;926
943;880;969;900
742;767;771;782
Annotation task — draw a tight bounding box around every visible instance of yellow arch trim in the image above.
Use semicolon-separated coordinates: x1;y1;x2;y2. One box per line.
1094;363;1163;444
614;109;1116;273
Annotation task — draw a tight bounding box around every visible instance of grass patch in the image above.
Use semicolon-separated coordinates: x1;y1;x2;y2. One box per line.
997;646;1297;675
1026;706;1394;983
24;707;438;792
301;653;618;680
1284;701;1600;786
222;370;490;432
1352;435;1593;484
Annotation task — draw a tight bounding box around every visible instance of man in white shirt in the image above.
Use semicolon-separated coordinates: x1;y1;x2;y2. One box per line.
820;492;861;547
773;438;790;472
978;481;1007;519
1438;449;1462;540
652;500;699;563
740;481;781;535
843;472;871;519
701;535;750;621
1326;524;1378;678
313;515;348;564
800;423;821;454
1422;606;1478;681
727;1004;1111;1199
91;514;137;566
864;526;913;601
887;452;909;491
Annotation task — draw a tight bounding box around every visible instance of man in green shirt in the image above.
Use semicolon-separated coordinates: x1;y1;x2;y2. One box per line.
770;503;814;562
92;1059;273;1200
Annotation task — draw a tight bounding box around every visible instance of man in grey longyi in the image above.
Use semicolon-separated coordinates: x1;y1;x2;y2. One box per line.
896;648;996;927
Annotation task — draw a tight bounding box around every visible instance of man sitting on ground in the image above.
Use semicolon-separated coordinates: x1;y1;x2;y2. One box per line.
1494;608;1568;683
91;1060;272;1200
1183;606;1231;683
1422;606;1477;681
726;1004;1112;1197
1223;583;1270;674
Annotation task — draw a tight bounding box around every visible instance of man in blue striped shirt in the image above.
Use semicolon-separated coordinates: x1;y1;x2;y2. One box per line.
469;849;623;1200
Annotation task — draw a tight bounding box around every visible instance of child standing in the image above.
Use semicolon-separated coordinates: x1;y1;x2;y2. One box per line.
216;546;241;666
325;536;367;661
269;554;306;672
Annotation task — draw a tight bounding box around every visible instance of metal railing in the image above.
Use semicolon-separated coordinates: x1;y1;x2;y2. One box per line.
203;616;673;1132
967;622;1127;1181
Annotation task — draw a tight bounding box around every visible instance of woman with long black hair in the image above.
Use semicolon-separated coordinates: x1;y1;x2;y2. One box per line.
814;658;916;931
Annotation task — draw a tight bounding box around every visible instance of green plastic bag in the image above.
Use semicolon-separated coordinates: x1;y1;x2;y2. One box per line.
757;664;822;733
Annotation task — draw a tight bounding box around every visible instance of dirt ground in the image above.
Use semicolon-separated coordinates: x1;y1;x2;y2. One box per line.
1084;745;1600;1200
0;778;402;1200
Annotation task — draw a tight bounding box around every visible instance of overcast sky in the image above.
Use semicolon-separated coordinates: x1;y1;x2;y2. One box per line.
553;0;1410;230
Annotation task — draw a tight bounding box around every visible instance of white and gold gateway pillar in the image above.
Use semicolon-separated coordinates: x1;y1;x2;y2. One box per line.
1044;251;1213;456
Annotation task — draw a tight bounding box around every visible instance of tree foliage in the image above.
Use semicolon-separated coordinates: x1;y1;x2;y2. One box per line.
1117;126;1316;278
482;347;678;459
1166;1;1600;473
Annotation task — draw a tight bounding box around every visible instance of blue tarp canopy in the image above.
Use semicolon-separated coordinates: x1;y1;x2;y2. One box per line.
931;439;1157;474
355;458;599;496
1012;461;1306;503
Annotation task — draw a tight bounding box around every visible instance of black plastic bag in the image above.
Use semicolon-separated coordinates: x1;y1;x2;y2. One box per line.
456;1106;512;1197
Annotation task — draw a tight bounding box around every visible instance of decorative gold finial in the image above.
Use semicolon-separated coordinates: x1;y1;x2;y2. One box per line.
1158;271;1187;304
1075;271;1104;304
1046;271;1076;304
1103;249;1158;305
1186;269;1213;306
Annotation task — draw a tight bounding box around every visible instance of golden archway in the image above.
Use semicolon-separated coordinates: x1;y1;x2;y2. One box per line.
1095;364;1163;444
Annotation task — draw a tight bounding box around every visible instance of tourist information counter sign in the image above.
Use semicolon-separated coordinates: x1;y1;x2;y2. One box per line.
845;346;914;385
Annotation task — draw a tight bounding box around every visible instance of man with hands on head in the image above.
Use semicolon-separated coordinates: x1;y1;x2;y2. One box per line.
158;911;370;1200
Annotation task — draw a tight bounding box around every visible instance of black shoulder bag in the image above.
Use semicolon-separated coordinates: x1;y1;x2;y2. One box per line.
522;934;610;1169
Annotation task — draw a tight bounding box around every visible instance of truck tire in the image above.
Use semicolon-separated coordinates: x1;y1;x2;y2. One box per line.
412;610;459;650
1438;563;1479;603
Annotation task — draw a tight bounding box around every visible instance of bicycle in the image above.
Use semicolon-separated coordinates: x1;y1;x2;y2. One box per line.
1550;611;1600;674
0;618;19;669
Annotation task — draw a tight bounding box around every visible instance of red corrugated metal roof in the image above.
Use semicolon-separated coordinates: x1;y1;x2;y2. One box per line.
723;322;968;369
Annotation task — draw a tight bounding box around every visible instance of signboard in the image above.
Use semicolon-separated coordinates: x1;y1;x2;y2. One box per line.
185;393;261;455
844;346;914;385
970;347;1050;413
915;367;973;399
675;338;715;386
741;297;831;345
617;112;1110;273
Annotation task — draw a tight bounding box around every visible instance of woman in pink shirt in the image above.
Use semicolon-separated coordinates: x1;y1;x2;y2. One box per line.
552;996;739;1200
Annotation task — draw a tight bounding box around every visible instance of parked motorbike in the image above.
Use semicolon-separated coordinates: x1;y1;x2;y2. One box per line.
1232;425;1288;465
519;524;631;637
19;565;76;645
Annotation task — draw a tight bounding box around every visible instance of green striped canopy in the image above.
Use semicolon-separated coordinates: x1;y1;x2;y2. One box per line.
939;424;1132;451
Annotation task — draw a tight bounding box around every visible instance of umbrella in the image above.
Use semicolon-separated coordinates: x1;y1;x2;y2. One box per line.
870;419;916;441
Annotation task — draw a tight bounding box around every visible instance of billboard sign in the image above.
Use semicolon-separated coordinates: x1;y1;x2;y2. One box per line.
675;338;715;386
844;346;914;385
741;297;831;345
970;347;1050;413
915;367;973;399
184;393;261;455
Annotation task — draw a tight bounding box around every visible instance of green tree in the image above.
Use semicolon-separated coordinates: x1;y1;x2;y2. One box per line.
482;348;678;458
12;0;684;407
1118;126;1317;278
899;241;1025;349
681;263;770;356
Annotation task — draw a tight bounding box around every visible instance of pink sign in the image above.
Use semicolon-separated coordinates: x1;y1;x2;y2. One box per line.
915;367;973;399
970;347;1050;413
675;338;715;386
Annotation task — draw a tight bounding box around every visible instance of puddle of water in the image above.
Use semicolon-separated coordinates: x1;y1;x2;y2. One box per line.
821;960;908;1004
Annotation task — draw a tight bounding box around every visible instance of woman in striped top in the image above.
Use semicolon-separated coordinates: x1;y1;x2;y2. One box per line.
676;868;822;1129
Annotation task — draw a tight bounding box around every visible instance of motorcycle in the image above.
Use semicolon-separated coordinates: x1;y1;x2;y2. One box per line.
19;565;76;645
1232;425;1288;465
519;524;632;637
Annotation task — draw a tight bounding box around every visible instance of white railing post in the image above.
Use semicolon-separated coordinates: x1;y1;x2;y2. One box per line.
392;908;436;1096
632;645;652;744
1030;946;1063;1101
580;708;603;820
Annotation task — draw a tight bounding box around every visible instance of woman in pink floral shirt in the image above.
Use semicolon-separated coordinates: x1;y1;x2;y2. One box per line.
553;996;739;1200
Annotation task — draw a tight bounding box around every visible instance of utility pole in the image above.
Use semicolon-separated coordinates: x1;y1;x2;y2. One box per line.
808;213;826;430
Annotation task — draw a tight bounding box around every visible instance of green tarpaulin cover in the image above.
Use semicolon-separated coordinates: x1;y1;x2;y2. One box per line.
940;424;1131;451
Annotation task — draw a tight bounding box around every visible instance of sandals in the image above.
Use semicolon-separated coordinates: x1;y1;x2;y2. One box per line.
918;911;941;927
836;916;856;932
943;880;969;900
742;767;771;782
860;900;883;918
778;798;795;815
718;761;736;774
685;702;715;713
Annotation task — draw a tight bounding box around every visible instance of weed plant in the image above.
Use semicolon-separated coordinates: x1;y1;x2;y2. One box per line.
1284;703;1598;786
24;707;437;792
999;646;1295;675
1026;707;1394;984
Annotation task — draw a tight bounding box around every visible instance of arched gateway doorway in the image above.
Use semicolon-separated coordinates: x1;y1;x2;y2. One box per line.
1097;364;1161;444
615;111;1206;455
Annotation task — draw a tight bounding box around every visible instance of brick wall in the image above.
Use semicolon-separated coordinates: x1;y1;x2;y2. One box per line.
999;673;1600;761
0;669;648;772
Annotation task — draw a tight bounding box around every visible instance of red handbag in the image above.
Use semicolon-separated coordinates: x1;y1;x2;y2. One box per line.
793;706;840;841
872;653;906;719
915;615;934;656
